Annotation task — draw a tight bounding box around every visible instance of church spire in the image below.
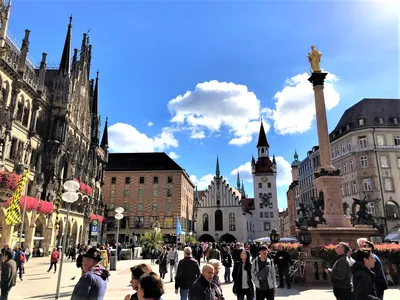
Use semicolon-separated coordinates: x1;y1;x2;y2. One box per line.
58;15;72;76
236;171;240;190
100;117;108;149
256;120;269;148
195;184;198;201
216;156;220;178
92;71;99;115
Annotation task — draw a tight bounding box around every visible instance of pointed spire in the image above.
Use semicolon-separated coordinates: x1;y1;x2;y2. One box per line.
257;120;269;148
100;117;108;148
92;71;99;115
195;184;198;201
216;155;220;178
272;154;276;165
58;15;72;76
251;155;255;165
236;171;240;190
294;149;298;160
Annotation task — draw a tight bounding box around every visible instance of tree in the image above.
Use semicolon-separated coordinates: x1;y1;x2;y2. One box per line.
140;229;164;250
185;235;197;245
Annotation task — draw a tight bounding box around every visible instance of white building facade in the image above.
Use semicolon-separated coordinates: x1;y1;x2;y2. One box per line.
196;158;251;243
251;122;280;240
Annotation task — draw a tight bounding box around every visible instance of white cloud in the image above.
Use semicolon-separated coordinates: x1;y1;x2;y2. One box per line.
190;174;215;190
108;123;178;152
190;130;206;140
230;162;253;182
276;156;292;187
168;80;265;145
168;152;180;159
147;122;154;127
267;72;340;135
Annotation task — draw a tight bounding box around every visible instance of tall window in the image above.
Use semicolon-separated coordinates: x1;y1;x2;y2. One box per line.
352;181;358;194
345;183;350;195
360;156;368;168
384;178;394;191
336;146;340;156
380;156;389;168
363;178;372;191
376;135;385;147
349;160;354;172
367;202;375;216
341;143;346;154
394;135;400;146
229;213;236;231
397;157;400;168
347;140;352;151
343;163;348;173
203;214;209;231
359;136;367;149
215;210;223;231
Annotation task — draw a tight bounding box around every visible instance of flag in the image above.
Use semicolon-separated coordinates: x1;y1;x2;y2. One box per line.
5;170;29;226
54;188;63;231
176;217;182;235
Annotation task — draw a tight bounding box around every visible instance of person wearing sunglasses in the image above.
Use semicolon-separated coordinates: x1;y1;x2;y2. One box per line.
125;264;152;300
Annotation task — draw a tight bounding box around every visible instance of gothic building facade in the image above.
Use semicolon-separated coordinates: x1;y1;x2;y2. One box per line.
196;157;252;243
0;1;108;253
251;122;280;240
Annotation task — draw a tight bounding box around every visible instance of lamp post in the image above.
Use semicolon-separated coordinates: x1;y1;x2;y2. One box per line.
270;228;280;245
114;207;124;270
55;180;79;300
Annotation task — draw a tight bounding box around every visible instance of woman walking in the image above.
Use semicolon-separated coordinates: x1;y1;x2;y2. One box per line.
158;246;168;279
47;248;60;273
222;246;233;283
232;250;254;300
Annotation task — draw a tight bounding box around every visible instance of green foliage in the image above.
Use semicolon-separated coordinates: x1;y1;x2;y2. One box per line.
139;229;164;250
185;235;197;245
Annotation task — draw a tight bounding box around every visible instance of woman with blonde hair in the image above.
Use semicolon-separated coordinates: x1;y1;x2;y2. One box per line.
99;245;109;269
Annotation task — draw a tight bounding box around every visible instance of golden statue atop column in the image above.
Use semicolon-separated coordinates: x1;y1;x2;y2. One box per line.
307;45;322;73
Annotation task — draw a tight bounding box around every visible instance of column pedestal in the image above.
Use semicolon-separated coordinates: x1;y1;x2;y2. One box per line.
313;176;351;227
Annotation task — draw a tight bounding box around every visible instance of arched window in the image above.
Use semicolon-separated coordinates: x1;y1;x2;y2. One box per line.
215;210;223;231
386;200;400;219
16;96;24;122
203;213;209;231
22;100;30;127
229;213;236;231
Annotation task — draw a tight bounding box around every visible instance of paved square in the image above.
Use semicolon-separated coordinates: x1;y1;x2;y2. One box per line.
6;256;399;299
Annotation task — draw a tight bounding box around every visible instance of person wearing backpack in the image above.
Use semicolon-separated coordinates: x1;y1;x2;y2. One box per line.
13;247;25;281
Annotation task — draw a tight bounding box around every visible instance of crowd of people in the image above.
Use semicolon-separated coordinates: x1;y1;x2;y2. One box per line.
0;237;392;300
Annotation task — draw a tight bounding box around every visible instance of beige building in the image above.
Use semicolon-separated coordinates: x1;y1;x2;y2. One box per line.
103;152;195;244
329;98;400;235
0;2;107;253
279;209;290;238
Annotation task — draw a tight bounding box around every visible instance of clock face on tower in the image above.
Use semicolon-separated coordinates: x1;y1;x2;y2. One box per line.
261;193;271;207
261;176;268;183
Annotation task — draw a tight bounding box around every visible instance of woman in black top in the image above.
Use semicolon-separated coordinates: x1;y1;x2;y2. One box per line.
158;246;168;279
232;250;254;300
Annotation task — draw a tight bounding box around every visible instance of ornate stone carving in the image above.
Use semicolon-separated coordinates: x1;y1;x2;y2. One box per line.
307;45;322;73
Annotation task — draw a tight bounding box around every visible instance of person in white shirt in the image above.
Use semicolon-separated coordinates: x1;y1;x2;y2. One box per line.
168;245;179;282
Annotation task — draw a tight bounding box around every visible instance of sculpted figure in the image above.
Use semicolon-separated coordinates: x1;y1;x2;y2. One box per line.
308;45;322;73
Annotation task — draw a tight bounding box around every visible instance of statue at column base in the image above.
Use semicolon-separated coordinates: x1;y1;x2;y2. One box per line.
314;168;341;178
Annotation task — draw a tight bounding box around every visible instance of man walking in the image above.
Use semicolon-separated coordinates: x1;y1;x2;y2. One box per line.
192;242;203;264
14;247;25;281
175;247;200;300
1;250;17;300
168;245;179;282
251;245;276;300
325;242;352;300
189;264;216;300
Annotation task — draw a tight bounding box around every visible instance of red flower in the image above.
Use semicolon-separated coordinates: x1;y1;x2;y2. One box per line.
90;214;103;223
38;201;54;214
3;196;39;211
0;171;21;191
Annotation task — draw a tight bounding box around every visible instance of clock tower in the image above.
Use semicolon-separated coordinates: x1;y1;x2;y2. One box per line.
251;121;279;240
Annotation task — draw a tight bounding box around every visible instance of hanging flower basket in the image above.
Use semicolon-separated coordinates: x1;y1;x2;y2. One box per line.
3;196;40;212
0;171;21;191
90;214;103;223
38;200;54;214
73;178;92;195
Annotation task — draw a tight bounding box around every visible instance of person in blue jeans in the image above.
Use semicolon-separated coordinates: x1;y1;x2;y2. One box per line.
222;246;233;283
175;247;201;300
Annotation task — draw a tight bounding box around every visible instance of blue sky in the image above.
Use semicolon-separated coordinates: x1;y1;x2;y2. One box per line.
10;1;399;209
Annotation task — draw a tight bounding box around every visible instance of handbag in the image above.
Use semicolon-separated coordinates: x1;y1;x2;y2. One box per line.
256;259;270;281
155;259;160;265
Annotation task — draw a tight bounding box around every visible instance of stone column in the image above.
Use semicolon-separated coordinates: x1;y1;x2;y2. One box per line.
308;72;334;172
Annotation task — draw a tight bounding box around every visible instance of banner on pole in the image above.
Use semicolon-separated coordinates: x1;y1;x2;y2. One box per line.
5;170;29;226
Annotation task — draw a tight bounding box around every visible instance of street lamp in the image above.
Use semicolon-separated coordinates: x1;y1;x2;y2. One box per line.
270;228;280;245
55;180;79;300
114;207;124;270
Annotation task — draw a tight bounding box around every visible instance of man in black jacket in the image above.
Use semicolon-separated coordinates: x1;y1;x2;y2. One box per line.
189;264;216;300
1;249;17;300
175;247;200;300
274;244;292;289
192;242;203;265
325;242;352;300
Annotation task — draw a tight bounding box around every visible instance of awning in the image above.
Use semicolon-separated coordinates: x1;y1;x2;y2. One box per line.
384;233;400;241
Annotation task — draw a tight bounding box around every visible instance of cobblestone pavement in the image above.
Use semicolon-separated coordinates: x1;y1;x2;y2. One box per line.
6;256;400;299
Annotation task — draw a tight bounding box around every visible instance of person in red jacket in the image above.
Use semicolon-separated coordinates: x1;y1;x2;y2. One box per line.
47;248;60;273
